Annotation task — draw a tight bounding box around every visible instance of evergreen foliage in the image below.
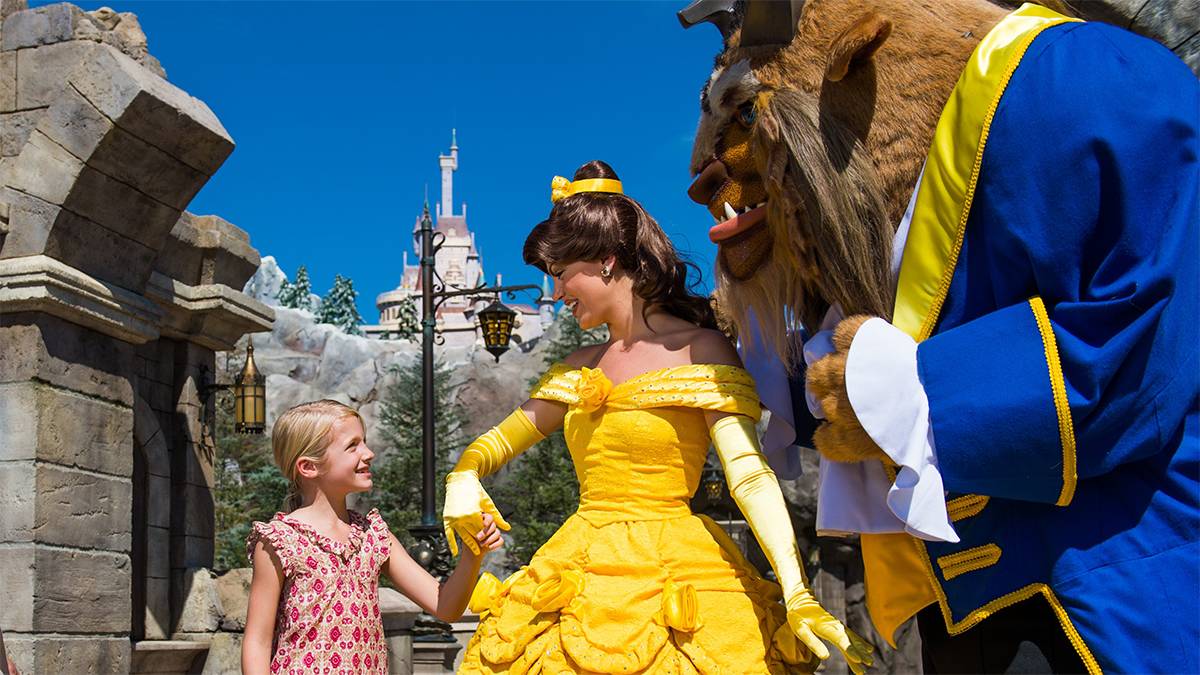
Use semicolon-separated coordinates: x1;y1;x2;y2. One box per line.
495;310;608;565
212;342;288;572
389;297;421;341
368;357;465;546
276;265;315;311
316;274;365;335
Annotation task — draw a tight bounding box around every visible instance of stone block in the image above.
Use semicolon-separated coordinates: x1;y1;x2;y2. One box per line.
2;635;31;675
0;381;133;475
179;481;215;538
157;212;259;288
147;475;171;525
0;183;159;291
89;124;207;210
14;39;101;108
63;164;180;250
0;312;135;405
0;461;34;542
172;533;213;571
29;636;129;675
201;632;242;675
0;545;34;631
147;377;173;414
0;108;40;156
34;463;132;550
33;546;130;633
174;567;223;633
146;524;170;577
34;80;110;160
46;207;159;292
215;567;251;631
68;45;233;175
0;51;15;112
0;3;82;50
144;575;170;639
183;440;216;489
4;128;81;204
130;640;207;674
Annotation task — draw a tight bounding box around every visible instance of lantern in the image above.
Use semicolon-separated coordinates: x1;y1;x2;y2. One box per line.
233;342;266;434
477;300;517;362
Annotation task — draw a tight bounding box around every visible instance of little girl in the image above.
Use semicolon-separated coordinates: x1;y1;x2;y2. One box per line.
242;399;500;675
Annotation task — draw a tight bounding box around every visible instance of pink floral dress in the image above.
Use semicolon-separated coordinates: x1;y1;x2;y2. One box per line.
246;509;392;674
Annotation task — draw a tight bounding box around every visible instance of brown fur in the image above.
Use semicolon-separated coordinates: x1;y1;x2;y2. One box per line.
805;315;892;464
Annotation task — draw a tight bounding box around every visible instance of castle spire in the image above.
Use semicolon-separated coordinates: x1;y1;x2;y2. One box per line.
438;130;458;218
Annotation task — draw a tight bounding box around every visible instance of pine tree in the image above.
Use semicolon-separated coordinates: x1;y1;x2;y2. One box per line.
276;265;315;311
316;274;364;336
390;296;420;341
369;357;465;546
494;310;608;564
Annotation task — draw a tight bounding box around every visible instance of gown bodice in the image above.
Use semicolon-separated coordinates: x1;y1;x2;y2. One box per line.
529;362;761;523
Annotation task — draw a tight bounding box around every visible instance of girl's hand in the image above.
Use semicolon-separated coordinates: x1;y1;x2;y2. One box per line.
472;512;504;555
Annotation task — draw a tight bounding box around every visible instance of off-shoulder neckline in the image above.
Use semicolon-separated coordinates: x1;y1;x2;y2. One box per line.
546;362;751;391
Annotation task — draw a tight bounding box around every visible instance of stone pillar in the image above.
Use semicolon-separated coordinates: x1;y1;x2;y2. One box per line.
0;3;272;671
0;312;137;673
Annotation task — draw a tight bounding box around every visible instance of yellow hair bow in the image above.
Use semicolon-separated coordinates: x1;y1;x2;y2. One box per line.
549;176;624;203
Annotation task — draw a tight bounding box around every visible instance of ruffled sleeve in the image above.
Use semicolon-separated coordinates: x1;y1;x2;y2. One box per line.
362;508;394;573
528;363;582;406
246;518;298;576
608;364;762;420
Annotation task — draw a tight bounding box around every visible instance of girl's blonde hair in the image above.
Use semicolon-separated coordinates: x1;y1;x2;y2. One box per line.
271;399;363;511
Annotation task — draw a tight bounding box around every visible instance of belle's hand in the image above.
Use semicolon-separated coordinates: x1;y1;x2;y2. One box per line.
787;588;875;674
443;471;510;556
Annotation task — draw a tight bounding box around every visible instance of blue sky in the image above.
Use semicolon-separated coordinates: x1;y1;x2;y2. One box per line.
42;0;729;321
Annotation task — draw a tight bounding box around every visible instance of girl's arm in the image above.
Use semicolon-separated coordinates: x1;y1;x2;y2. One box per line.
383;515;502;622
242;542;285;675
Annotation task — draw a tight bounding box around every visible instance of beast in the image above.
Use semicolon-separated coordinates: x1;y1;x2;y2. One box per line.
683;1;1200;673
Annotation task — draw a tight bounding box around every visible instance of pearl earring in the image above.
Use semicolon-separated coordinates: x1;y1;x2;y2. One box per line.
601;266;611;278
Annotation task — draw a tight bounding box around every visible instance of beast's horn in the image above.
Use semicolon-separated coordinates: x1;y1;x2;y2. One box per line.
677;0;737;41
741;0;804;48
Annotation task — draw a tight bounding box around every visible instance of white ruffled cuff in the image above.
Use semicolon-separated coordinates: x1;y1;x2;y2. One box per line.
844;318;958;543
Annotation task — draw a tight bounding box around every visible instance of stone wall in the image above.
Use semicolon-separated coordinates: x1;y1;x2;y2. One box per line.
0;1;272;672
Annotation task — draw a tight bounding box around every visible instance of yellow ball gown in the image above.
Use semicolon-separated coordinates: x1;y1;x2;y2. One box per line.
459;363;818;674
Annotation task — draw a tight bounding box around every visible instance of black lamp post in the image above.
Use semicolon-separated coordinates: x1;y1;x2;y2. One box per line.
406;203;542;580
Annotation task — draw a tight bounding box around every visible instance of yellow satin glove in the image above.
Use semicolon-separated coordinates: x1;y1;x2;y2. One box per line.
709;415;875;674
443;408;545;556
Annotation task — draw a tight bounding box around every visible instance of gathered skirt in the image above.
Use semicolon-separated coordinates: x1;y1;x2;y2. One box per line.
459;511;820;674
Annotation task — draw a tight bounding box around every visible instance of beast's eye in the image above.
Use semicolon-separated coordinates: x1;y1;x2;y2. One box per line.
736;101;757;127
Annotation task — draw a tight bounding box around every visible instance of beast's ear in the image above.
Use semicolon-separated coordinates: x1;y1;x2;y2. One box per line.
825;13;892;82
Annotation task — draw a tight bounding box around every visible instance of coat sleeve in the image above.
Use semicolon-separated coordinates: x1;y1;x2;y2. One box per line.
914;23;1199;505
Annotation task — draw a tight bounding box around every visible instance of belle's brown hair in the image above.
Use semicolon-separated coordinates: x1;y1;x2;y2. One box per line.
523;160;716;329
271;399;363;511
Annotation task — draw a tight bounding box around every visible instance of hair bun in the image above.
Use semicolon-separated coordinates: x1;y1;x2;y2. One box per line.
573;160;620;182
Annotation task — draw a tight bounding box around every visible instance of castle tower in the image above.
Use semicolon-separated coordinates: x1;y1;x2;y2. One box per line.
365;132;547;348
439;128;458;218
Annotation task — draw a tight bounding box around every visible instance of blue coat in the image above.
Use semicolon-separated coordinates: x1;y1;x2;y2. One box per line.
799;7;1198;673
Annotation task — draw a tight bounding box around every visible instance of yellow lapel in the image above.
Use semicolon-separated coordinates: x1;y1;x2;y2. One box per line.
892;3;1081;341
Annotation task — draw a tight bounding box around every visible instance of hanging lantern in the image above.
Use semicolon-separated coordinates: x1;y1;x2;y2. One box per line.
478;300;517;362
233;342;266;434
